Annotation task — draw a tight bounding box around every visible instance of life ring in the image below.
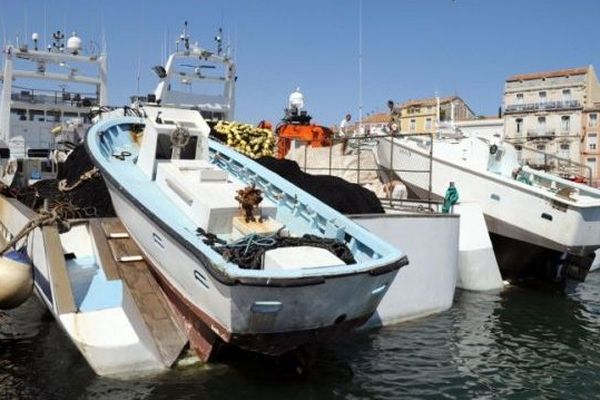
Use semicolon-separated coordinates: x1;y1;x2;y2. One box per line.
489;144;498;155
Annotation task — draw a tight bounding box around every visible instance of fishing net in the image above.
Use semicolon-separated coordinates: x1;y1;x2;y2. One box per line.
2;145;116;219
205;229;356;270
256;156;384;215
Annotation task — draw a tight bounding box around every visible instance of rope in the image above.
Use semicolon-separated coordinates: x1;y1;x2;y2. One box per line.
57;167;99;192
212;230;356;270
0;209;60;256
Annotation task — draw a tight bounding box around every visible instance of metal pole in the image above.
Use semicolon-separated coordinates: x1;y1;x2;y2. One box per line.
357;137;361;184
328;139;333;176
303;140;308;173
358;0;363;138
428;133;433;206
389;134;394;178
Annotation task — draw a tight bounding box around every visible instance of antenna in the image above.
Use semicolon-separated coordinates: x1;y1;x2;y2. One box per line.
43;4;47;50
137;56;141;94
358;0;363;135
63;12;66;47
1;13;6;48
215;27;223;56
162;29;167;66
179;21;190;51
51;30;65;52
136;1;144;95
100;6;107;54
23;4;28;46
166;27;170;59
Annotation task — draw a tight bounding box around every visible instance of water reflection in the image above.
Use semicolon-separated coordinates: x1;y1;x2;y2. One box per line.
1;275;599;399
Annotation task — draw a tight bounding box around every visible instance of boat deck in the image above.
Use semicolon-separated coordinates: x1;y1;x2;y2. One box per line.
95;218;188;366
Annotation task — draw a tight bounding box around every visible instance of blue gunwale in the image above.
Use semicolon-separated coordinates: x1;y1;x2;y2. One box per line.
85;116;408;287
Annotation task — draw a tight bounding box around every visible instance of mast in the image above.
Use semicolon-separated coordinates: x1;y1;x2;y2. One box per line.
0;49;13;145
358;0;363;136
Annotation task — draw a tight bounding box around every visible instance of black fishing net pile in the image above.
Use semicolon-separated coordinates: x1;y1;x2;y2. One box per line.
3;145;115;218
208;232;356;270
256;157;384;215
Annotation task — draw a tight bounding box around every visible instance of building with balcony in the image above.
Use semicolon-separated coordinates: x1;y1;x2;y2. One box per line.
391;96;475;134
503;65;600;178
582;102;600;186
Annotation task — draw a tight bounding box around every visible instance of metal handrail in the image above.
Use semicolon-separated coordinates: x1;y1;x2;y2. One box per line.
504;100;581;113
283;132;437;209
504;137;592;182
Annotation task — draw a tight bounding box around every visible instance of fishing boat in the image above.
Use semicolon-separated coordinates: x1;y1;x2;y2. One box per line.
0;29;108;186
86;105;407;359
132;21;235;123
376;132;600;281
0;30;177;377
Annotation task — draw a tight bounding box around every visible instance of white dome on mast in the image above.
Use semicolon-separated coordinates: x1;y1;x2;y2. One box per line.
288;87;304;111
66;32;82;54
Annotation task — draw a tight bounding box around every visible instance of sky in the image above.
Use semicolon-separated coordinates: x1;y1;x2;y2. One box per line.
2;0;600;126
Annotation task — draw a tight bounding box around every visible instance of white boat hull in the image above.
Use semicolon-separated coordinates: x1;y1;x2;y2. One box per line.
352;211;459;327
107;182;398;355
0;196;170;376
377;137;600;256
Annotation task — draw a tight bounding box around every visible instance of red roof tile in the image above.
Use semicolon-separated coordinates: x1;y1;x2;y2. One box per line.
506;66;588;82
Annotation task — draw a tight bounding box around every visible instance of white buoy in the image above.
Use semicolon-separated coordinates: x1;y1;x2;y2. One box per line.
0;250;33;309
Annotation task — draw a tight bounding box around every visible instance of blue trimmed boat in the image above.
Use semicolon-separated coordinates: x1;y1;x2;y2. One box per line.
86;106;407;358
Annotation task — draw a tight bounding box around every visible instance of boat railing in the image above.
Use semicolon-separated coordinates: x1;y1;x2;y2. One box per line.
282;132;439;211
10;85;98;108
504;138;592;182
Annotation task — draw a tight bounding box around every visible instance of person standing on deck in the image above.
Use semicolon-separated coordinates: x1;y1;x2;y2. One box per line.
339;113;352;137
387;100;401;134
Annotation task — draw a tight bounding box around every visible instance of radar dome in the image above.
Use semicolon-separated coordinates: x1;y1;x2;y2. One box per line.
288;87;304;110
66;33;82;54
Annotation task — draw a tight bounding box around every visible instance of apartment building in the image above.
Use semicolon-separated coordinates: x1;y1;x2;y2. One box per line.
582;102;600;186
503;65;600;179
394;96;475;134
355;112;389;134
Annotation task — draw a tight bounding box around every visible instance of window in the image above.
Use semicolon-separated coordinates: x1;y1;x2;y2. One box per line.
410;119;416;131
29;110;44;122
587;157;597;172
47;110;61;123
536;144;546;151
516;93;524;104
561;116;570;132
538;116;546;131
559;143;570;158
589;133;597;151
562;89;571;101
425;118;432;129
590;114;598;128
516;118;523;134
539;91;547;102
10;108;27;121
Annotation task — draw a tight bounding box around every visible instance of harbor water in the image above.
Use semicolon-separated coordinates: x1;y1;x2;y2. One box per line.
1;273;600;399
